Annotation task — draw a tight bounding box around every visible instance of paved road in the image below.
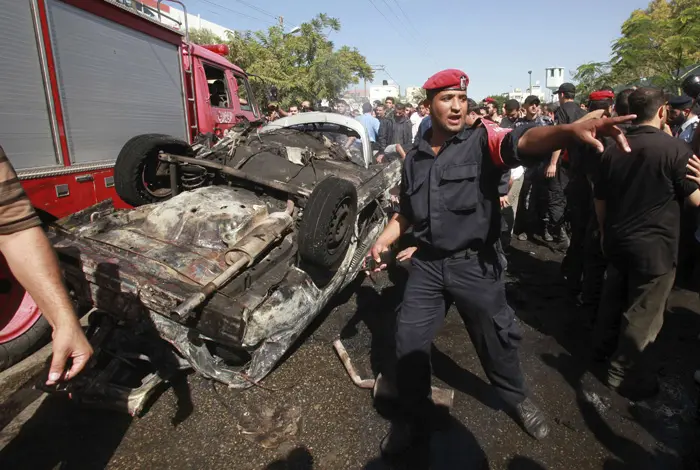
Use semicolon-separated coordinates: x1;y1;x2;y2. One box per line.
0;240;698;469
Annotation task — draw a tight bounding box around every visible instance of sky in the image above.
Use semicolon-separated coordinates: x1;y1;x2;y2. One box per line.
183;0;651;101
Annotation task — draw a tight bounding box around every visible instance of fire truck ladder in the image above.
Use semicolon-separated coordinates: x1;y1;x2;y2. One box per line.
156;0;199;135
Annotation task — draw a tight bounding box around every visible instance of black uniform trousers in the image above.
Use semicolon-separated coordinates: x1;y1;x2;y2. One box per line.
562;174;591;291
544;162;569;232
395;244;528;423
581;213;606;313
592;264;676;384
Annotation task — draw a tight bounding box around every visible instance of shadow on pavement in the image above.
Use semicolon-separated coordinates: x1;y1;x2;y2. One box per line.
265;446;314;470
431;345;502;411
0;259;196;468
541;351;679;469
510;239;700;468
0;396;132;469
506;455;547;469
363;414;489;470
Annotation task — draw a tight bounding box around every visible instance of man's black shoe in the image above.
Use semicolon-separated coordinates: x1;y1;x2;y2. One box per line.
380;422;428;457
513;398;550;440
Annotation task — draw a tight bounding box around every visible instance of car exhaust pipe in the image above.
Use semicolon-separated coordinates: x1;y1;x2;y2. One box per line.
170;202;295;321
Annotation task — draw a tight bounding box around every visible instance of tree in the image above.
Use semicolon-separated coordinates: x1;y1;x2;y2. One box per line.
572;0;700;95
411;88;427;104
571;61;614;102
189;14;374;108
482;94;507;109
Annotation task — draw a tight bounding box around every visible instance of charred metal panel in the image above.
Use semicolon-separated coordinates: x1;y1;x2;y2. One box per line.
195;293;246;346
137;186;269;250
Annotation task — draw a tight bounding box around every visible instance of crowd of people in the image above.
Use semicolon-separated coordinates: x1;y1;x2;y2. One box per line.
358;69;700;460
265;82;700;421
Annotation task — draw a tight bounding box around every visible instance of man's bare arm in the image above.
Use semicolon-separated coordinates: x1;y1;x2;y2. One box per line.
0;226;92;383
545;150;561;179
518;115;636;156
0;227;75;329
376;213;411;248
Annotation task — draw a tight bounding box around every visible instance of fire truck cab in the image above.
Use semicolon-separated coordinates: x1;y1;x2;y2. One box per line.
0;0;260;369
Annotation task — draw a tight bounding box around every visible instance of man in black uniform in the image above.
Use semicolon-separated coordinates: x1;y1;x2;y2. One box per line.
369;69;635;456
556;83;591;294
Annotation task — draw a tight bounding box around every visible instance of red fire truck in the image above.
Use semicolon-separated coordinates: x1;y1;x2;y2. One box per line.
0;0;260;369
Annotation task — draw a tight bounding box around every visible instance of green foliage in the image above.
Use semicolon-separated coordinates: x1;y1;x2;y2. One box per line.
483;95;507;109
573;0;700;96
571;62;614;102
189;14;373;108
410;88;427;104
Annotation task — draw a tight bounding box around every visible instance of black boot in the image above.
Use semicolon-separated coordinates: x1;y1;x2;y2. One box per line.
513;398;550;440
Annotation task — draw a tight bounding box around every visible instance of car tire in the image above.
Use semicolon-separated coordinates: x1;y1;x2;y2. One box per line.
298;177;358;269
0;257;51;371
114;134;192;207
0;316;50;372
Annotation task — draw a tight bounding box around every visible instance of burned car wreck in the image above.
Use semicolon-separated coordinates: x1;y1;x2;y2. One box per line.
48;113;401;413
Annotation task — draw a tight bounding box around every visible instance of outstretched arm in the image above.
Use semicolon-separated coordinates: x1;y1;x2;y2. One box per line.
517;115;636;156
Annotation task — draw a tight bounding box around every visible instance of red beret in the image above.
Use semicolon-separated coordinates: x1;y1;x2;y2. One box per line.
423;69;469;92
589;90;615;101
483;97;496;104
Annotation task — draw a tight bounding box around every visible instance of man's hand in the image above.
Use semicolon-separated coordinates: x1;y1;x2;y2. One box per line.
47;320;93;385
396;246;417;262
365;241;390;273
0;226;94;385
570;114;637;153
575;109;606;123
499;196;509;209
376;154;384;163
545;164;556;179
663;123;673;136
687;155;700;185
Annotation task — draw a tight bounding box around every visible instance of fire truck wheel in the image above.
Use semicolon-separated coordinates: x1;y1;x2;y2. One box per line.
298;177;358;270
114;134;193;207
0;258;51;371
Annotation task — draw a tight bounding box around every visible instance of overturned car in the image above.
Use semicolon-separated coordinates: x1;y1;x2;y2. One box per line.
48;113;401;412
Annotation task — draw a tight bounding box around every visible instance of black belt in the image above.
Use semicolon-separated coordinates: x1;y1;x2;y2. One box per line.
415;241;488;261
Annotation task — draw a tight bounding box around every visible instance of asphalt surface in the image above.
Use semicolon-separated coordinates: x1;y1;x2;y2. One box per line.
1;238;699;470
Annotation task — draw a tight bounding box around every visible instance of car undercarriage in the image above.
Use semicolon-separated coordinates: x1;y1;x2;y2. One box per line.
44;113;401;414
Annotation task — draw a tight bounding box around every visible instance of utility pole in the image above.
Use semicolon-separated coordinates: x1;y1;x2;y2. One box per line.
528;70;532;95
278;16;284;29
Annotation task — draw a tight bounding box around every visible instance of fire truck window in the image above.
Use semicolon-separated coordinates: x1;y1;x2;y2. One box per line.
234;75;254;112
203;64;230;108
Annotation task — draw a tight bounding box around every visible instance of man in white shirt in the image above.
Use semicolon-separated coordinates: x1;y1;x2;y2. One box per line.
410;100;428;140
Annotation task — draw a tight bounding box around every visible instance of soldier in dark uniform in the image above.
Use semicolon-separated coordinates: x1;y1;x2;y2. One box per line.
368;69;635;456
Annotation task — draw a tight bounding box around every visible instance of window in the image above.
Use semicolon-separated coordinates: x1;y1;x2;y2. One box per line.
550;69;555;78
203;64;230;108
234;75;254;112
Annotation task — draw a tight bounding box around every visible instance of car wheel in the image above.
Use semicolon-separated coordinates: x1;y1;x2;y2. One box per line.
0;256;51;371
298;177;358;269
114;134;192;207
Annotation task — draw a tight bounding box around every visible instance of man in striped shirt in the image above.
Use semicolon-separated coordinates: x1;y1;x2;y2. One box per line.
0;146;92;384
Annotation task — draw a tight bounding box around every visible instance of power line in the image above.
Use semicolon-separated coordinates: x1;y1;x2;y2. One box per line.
390;0;421;40
189;0;277;25
230;0;277;20
367;0;438;70
384;0;439;69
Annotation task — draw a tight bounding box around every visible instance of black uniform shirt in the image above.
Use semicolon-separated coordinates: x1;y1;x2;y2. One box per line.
399;124;535;253
554;101;587;174
594;125;699;275
554;101;586;125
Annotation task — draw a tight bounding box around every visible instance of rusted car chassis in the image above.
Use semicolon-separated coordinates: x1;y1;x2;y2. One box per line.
47;114;401;413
